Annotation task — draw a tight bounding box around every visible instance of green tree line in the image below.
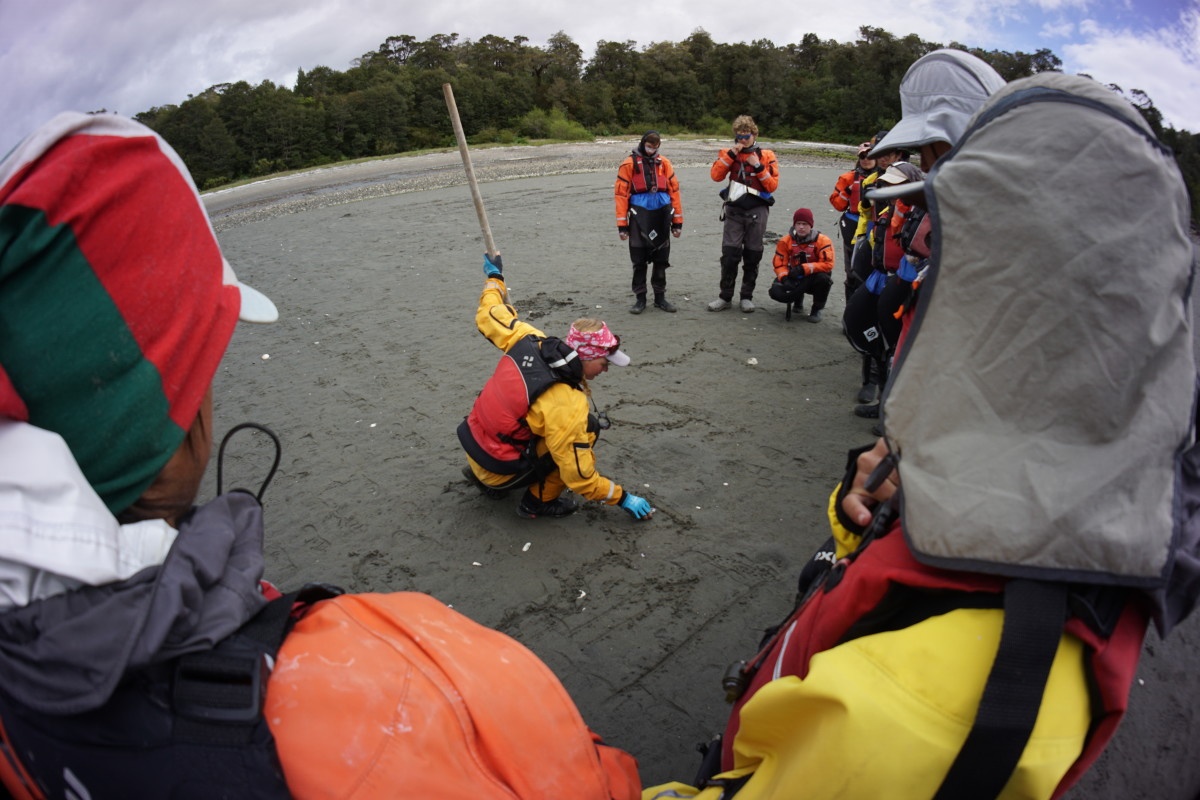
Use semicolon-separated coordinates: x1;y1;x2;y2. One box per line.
132;26;1197;220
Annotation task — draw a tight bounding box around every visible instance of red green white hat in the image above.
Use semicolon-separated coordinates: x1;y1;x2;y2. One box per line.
0;112;277;514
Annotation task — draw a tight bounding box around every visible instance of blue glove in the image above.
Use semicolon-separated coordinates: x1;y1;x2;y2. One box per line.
619;492;653;519
483;252;503;278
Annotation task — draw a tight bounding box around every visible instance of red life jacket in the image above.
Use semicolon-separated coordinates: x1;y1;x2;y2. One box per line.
847;169;866;212
458;336;581;474
733;149;771;194
721;526;1148;797
786;236;821;272
628;152;660;195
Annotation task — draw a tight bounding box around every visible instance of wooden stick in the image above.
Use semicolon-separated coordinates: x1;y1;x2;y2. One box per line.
442;82;498;258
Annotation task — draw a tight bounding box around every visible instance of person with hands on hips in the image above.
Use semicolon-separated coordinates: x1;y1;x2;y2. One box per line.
459;253;654;520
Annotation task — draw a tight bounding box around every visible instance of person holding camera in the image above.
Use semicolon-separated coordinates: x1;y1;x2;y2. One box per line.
767;208;835;322
708;115;780;314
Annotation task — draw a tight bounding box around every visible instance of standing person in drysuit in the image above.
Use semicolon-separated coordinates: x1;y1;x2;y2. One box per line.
708;115;779;314
614;131;683;314
458;254;654;520
829;141;875;277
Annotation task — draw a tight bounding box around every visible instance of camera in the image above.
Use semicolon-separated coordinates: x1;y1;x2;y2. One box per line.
722;660;749;703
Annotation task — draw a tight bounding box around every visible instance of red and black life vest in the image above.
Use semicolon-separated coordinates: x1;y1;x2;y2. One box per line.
457;336;582;474
732;148;772;194
786;236;822;273
628;152;660;195
846;167;868;212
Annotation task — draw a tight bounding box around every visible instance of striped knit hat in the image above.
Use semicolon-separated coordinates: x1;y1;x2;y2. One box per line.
0;112;277;515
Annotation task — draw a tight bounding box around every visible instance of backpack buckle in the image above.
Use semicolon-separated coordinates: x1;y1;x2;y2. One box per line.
172;650;268;724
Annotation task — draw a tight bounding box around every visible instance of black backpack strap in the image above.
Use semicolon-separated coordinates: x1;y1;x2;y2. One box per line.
933;579;1068;800
173;583;341;744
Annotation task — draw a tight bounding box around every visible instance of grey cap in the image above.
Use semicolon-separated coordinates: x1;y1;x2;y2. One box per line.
869;49;1006;157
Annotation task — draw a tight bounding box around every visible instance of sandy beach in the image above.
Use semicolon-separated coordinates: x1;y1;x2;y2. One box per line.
203;138;1200;797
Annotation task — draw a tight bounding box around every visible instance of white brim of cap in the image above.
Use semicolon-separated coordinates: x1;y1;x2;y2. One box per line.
237;281;279;323
222;257;278;323
606;349;631;367
864;179;927;203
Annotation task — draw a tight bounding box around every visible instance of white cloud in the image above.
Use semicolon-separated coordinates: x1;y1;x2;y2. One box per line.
1039;20;1076;39
1063;5;1200;131
3;0;1199;156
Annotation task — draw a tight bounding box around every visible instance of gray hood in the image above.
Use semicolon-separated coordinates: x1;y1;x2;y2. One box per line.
884;72;1198;633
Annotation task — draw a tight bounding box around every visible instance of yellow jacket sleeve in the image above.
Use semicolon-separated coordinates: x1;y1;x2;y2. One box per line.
475;276;544;353
853;172;881;242
526;384;623;504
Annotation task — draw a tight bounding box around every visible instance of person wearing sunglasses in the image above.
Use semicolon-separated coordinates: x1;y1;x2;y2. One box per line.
458;254;654;520
709;115;780;314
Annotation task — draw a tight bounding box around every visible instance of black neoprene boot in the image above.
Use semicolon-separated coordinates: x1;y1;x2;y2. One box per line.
517;490;579;519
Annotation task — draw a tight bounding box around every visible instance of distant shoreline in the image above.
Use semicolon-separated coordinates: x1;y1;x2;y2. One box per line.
203;137;854;231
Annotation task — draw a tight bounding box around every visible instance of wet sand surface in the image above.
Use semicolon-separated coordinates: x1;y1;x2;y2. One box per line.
203;138;1200;796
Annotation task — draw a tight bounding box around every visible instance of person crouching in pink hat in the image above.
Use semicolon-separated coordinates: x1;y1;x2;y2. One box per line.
458;253;654;520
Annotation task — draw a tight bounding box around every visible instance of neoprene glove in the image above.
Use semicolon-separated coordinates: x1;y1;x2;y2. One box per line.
483;253;504;278
619;492;652;519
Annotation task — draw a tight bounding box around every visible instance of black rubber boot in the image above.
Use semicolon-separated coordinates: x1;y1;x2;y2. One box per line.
630;294;647;314
517;490;579;519
653;293;676;312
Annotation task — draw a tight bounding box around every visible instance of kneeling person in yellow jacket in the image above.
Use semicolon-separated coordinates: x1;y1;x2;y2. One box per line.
458;253;653;520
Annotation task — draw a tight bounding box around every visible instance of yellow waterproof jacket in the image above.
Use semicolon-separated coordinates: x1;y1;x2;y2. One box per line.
471;277;623;505
852;171;882;242
642;488;1094;800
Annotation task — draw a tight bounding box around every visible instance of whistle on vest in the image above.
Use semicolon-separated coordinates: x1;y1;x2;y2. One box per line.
722;660;749;703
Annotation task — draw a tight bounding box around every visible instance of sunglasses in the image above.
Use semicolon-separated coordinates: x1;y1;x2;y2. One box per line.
735;133;753;141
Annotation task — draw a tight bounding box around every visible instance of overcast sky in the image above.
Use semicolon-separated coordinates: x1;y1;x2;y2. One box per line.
3;0;1197;154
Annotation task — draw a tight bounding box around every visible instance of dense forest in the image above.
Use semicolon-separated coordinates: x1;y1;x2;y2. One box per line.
131;26;1197;219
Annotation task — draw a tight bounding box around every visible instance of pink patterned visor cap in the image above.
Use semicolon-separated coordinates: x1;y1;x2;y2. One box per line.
565;323;630;366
